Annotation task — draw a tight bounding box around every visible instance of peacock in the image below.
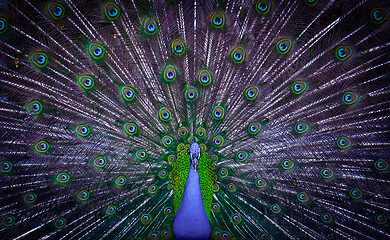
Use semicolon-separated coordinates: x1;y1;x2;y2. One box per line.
0;0;389;239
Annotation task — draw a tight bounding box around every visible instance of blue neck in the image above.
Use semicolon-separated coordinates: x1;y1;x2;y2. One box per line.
173;163;210;239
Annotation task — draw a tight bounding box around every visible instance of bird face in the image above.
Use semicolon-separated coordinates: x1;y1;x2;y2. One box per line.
189;142;201;171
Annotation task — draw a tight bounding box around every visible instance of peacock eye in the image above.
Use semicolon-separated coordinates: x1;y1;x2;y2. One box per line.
30;51;48;69
38;56;45;64
120;85;136;102
297;192;309;203
77;74;95;91
162;65;177;82
211;10;226;28
281;158;294;170
0;18;7;33
236;150;249;162
2;215;15;226
213;183;220;192
212;105;225;120
374;213;388;224
167;154;175;163
55;172;70;184
47;3;65;20
227;183;236;192
122;122;137;136
291;79;308;95
92;156;107;169
337;137;352;149
115;175;127;186
255;0;271;14
374;11;382;20
371;8;389;24
212;203;220;212
88;43;105;60
259;233;270;240
171;38;186;56
270;204;281;213
0;161;12;173
135;149;148;161
143;17;158;36
140;213;152;225
349;188;362;199
294;121;309;135
74;124;91;138
164;207;173;217
178;126;188;138
105;205;116;215
195;127;206;138
338;49;345;57
24;192;37;204
219;168;228;178
320;167;334;179
342;91;359;105
321;213;333;223
374;159;388;171
162;136;173;147
104;2;120;20
244;86;260;101
335;45;353;61
248;122;262;135
198;69;213;86
276;38;293;54
258;3;266;11
159;107;172;121
255;177;267;188
34;140;50;154
184;86;198;102
231;214;241;224
158;169;167;179
78;190;90;201
213;135;224;147
230;45;246;64
148;184;158;193
26;100;43;115
55;218;66;228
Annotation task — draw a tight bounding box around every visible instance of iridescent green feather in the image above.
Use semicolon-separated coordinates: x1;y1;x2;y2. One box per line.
172;146;215;220
172;148;190;215
198;149;215;219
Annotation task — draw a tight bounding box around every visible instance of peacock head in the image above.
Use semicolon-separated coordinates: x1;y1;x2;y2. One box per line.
189;142;201;171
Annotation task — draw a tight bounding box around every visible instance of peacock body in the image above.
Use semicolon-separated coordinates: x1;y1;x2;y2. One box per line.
0;0;389;239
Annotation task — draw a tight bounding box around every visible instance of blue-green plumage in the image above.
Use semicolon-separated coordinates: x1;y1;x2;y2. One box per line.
0;0;389;239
